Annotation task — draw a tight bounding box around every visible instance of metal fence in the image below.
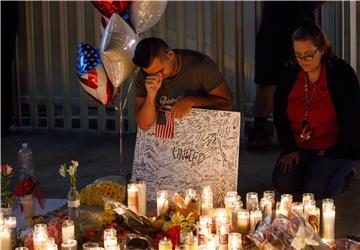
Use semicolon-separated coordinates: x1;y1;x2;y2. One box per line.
13;1;358;135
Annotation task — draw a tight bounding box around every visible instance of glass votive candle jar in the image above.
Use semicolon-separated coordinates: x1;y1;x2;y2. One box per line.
246;192;258;210
82;242;99;250
228;232;242;250
157;190;169;216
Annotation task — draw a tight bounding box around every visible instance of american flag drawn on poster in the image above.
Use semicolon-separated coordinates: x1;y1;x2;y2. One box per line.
155;111;174;139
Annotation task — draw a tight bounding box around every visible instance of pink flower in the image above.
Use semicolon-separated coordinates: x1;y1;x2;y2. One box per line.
1;164;13;175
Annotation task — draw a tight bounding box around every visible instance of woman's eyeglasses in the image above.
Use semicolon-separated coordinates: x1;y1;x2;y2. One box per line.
294;49;319;62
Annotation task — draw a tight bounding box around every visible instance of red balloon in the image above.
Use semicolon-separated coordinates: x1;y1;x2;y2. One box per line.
92;0;129;18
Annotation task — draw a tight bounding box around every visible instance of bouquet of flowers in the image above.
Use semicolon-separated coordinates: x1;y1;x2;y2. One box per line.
14;176;45;209
1;164;16;208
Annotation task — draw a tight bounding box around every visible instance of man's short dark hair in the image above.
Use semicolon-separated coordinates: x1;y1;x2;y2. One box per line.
132;37;170;68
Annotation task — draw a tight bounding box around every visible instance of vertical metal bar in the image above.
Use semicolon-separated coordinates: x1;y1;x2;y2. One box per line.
59;2;71;129
177;1;185;48
92;4;106;132
196;1;204;52
42;2;55;129
14;34;21;127
349;1;357;72
215;1;224;74
25;2;38;127
235;1;244;112
76;1;90;130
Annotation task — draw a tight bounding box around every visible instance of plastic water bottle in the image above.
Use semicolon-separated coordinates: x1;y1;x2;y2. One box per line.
18;143;34;180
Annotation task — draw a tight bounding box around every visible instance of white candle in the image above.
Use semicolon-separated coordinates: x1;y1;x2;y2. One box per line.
246;192;258;210
291;202;304;218
228;232;242;250
260;197;272;218
4;217;16;229
104;228;117;249
225;191;238;208
322;203;335;243
215;208;227;226
21;194;35;218
127;183;139;214
82;242;99;250
0;226;11;250
198;216;211;246
304;199;316;218
237;209;249;234
263;190;275;209
280;194;293;215
61;239;77;250
207;234;219;250
156;190;169;216
201;186;213;216
33;224;48;250
185;188;197;204
307;207;320;234
136;180;147;216
250;209;262;234
217;223;230;245
302;193;314;204
62;219;75;242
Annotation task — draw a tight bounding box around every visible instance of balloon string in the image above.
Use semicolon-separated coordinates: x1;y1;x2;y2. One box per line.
116;68;139;176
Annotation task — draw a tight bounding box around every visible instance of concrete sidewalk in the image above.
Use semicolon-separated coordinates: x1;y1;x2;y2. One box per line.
1;129;359;238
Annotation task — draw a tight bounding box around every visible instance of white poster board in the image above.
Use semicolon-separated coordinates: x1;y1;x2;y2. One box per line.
132;108;241;206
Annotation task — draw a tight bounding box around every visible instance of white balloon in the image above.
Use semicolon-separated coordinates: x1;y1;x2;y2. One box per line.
130;1;168;34
100;14;140;88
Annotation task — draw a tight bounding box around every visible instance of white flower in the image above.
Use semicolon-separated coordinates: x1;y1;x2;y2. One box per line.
67;165;76;176
71;160;79;168
59;165;66;177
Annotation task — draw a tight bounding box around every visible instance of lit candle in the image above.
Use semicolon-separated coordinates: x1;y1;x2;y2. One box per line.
159;237;172;250
104;228;117;249
217;223;230;246
303;199;316;218
61;239;77;250
0;225;11;250
185;233;198;250
260;198;272;218
291;202;304;218
4;217;16;229
307;207;320;234
46;240;57;250
201;186;213;216
250;209;262;234
197;216;211;246
231;207;241;233
224;191;238;208
33;224;48;250
62;219;75;242
215;208;228;226
185;188;197;204
263;190;275;209
322;198;334;208
207;234;219;250
237;209;249;235
228;232;242;250
82;242;99;250
127;183;139;214
157;190;169;216
280;194;293;216
322;202;335;243
302;193;314;204
136;180;147;216
246;192;258;211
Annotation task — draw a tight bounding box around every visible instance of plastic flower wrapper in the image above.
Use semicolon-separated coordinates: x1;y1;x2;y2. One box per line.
250;213;329;250
103;198;160;241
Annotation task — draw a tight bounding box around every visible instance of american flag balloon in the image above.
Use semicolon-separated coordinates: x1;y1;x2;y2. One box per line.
77;42;118;106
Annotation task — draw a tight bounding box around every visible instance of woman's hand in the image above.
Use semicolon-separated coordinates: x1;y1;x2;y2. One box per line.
277;152;300;174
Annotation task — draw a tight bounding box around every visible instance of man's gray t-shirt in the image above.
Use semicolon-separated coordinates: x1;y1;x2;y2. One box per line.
134;49;225;108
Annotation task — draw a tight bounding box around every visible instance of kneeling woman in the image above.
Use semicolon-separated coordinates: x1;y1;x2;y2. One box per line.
273;21;360;198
